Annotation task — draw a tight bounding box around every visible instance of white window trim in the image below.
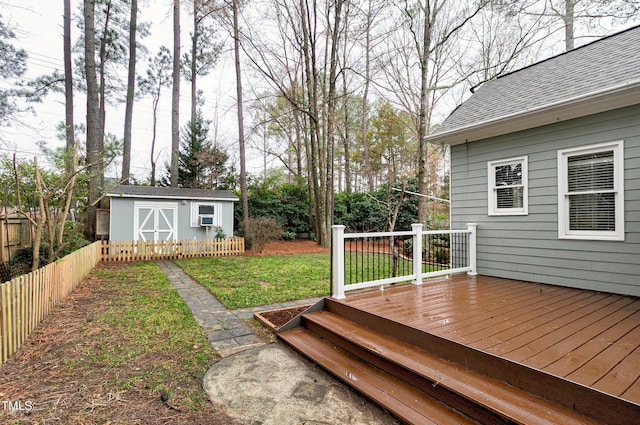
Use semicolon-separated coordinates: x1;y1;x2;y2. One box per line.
190;201;222;228
487;156;528;216
557;140;624;241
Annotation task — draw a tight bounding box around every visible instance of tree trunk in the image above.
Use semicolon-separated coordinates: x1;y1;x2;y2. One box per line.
564;0;575;51
322;0;344;247
84;0;100;240
171;0;181;187
299;0;322;245
150;88;160;186
341;8;351;194
417;2;434;227
232;0;249;237
122;0;137;184
191;2;198;124
63;0;74;176
98;0;110;190
361;1;374;192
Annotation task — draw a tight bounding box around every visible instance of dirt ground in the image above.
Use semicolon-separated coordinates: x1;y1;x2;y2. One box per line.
0;239;327;424
245;238;329;256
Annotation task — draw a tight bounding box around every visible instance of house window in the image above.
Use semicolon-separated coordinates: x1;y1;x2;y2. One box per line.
557;141;624;240
190;202;222;227
488;156;528;215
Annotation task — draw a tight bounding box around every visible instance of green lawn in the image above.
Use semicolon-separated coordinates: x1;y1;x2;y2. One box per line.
344;251;413;284
176;253;331;309
344;252;448;285
93;263;216;397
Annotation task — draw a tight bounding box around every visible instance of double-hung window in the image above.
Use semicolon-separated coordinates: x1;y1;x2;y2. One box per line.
557;141;624;240
488;156;528;215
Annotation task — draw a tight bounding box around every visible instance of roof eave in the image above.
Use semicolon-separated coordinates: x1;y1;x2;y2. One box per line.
428;79;640;146
107;193;239;202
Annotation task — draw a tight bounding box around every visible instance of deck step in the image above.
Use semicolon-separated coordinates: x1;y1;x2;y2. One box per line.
280;310;604;425
279;327;479;425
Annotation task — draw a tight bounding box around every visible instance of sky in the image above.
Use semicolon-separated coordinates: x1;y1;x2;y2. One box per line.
1;0;262;181
2;1;639;183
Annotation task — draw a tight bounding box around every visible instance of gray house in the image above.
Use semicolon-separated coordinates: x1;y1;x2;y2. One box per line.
427;25;640;297
107;185;238;241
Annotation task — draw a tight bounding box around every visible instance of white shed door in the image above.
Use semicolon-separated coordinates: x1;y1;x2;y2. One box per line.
134;202;178;242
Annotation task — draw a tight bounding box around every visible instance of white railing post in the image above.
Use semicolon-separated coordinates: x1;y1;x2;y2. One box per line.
332;225;346;299
467;223;478;276
411;223;423;284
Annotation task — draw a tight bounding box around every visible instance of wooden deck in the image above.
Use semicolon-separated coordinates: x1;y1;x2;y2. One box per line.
334;274;640;406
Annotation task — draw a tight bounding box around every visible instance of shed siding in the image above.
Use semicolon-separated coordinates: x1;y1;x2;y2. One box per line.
451;104;640;296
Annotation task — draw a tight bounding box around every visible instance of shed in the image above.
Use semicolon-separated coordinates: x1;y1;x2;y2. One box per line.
107;185;238;241
427;25;640;296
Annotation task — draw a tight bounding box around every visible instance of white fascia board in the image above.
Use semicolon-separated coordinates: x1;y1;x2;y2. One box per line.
429;79;640;146
107;193;239;202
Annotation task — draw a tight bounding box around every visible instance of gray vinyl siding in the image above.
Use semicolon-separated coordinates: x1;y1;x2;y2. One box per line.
451;104;640;296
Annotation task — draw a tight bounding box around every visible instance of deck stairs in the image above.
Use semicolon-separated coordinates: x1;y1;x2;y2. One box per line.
278;297;629;425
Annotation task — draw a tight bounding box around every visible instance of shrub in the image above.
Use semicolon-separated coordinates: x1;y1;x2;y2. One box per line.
9;245;50;276
282;230;296;241
243;217;283;254
54;221;90;257
402;238;450;265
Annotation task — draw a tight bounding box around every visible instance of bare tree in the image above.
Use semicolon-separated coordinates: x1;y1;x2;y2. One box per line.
231;0;250;239
410;1;487;224
84;0;101;240
380;1;556;226
323;0;346;244
239;0;348;247
63;0;75;175
121;0;138;184
138;47;172;186
11;151;77;271
513;0;640;51
359;0;379;192
171;0;181;187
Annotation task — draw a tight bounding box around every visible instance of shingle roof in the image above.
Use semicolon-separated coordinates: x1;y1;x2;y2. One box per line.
107;185;239;201
430;25;640;145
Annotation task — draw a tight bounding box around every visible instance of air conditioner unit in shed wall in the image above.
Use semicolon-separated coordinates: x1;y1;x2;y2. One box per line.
199;215;215;226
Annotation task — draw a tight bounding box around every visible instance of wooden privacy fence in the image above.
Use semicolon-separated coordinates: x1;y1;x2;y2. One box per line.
0;241;102;363
0;218;32;262
101;237;245;262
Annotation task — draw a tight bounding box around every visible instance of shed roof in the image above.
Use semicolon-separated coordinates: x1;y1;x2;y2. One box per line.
428;25;640;146
107;185;239;201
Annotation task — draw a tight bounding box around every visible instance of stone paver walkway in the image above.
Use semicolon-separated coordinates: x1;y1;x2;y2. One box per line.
155;260;321;357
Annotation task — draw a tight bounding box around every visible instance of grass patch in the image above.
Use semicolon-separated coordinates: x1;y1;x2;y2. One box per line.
0;262;234;424
344;252;448;285
89;262;216;401
176;253;331;309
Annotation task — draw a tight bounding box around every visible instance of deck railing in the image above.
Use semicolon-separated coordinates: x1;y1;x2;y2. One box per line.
331;223;477;299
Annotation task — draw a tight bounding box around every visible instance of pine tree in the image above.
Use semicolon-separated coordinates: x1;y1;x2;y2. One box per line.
163;111;230;189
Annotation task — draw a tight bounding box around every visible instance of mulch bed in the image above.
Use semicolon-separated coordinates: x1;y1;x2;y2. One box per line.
255;305;311;330
244;238;329;256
